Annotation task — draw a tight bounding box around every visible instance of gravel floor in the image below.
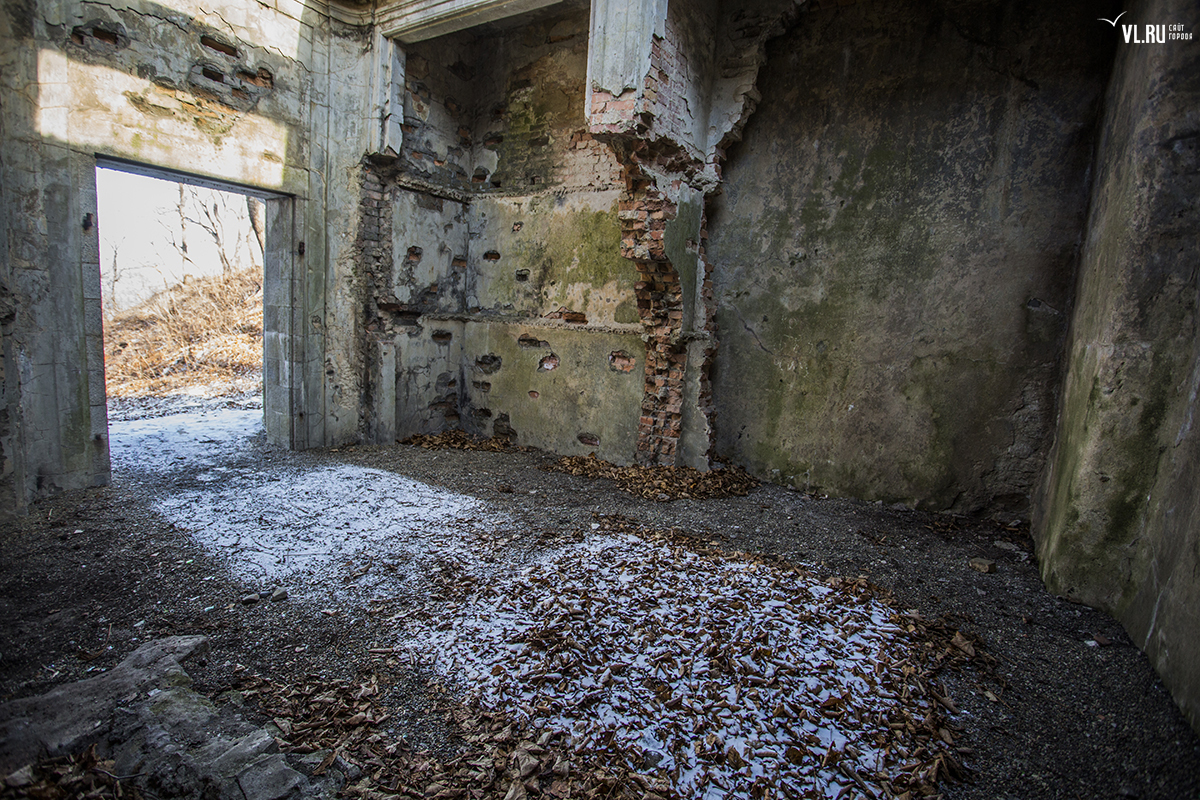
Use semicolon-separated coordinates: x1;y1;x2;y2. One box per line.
1;395;1198;799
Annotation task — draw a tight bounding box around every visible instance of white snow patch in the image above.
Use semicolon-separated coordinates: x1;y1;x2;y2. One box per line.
109;408;930;798
109;407;263;470
158;464;505;593
398;533;915;799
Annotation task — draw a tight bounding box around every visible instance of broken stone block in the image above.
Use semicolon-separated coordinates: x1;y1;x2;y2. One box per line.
969;557;997;574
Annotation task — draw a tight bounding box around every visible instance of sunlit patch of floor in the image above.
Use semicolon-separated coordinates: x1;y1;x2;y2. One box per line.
399;525;941;798
157;465;508;594
108;411;954;798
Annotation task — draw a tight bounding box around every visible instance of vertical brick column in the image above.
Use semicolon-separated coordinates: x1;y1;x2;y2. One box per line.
618;171;688;465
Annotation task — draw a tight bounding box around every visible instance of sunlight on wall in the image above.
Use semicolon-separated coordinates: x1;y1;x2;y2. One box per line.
35;30;295;190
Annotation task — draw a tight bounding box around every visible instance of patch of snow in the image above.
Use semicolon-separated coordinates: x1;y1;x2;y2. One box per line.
398;534;915;799
110;407;263;471
158;465;506;594
108;406;929;798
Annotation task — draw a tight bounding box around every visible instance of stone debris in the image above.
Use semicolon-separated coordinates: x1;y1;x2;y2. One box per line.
241;592;261;605
969;558;996;574
547;454;758;501
0;637;337;800
270;587;289;602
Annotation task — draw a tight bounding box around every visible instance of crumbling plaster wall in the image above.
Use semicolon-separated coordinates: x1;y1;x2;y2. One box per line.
1035;0;1200;731
588;0;800;468
707;0;1116;513
0;0;380;510
364;2;647;463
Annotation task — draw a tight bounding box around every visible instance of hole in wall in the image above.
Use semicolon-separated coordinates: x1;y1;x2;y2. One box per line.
609;351;636;373
448;61;476;81
474;407;493;419
512;222;523;232
518;334;548;348
515;270;530;283
452;256;467;270
528;391;539;399
200;35;239;58
577;432;599;447
476;354;502;374
431;330;453;344
473;381;491;392
538;354;559;371
483;251;501;261
493;413;516;442
237;68;273;88
544;308;587;324
92;27;121;45
201;66;225;83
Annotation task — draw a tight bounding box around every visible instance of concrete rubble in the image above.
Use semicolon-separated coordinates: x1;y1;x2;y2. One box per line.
0;636;340;800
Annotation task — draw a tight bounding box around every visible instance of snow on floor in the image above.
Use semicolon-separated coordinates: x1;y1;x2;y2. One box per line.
158;465;508;594
109;406;264;472
110;407;511;597
397;531;911;799
109;407;927;799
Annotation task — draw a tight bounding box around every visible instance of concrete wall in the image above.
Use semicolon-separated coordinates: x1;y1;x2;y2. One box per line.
362;0;646;460
707;0;1115;514
0;0;380;510
1035;0;1200;731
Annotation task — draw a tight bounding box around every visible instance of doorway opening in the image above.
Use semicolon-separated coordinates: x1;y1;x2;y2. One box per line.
96;166;263;413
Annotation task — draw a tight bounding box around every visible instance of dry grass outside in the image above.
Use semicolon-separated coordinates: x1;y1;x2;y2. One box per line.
103;267;263;398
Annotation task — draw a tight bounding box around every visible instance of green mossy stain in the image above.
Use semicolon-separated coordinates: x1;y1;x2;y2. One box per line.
1105;355;1174;588
502;203;633;315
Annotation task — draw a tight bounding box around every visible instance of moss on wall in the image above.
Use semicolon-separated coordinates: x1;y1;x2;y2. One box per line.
459;321;643;463
469;193;638;325
707;0;1110;513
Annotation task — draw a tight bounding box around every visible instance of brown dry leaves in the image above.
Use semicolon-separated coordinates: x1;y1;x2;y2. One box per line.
104;267;263;398
228;517;990;800
236;675;661;800
401;431;516;452
0;745;140;800
546;455;758;501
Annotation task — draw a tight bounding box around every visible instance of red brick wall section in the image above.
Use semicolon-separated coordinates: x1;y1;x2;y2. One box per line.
591;6;727;466
619;172;688;465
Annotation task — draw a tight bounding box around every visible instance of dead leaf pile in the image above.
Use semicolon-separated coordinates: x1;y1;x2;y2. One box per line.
395;518;976;798
401;432;514;452
237;675;663;800
546;455;758;501
0;745;140;800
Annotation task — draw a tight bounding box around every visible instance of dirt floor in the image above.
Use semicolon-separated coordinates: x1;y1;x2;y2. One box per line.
2;395;1198;800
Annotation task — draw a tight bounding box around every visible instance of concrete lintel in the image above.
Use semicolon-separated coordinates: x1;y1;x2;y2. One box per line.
380;0;564;43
